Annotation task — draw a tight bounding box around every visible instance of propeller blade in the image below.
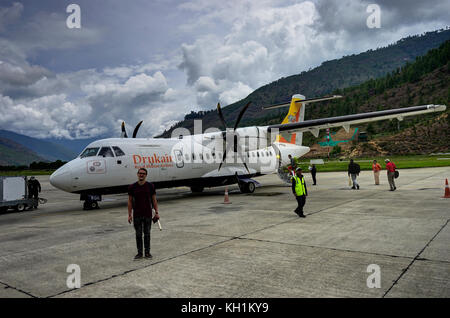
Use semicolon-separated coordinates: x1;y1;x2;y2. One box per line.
121;122;128;138
242;162;250;174
132;121;143;138
218;150;227;171
233;101;252;131
216;103;228;130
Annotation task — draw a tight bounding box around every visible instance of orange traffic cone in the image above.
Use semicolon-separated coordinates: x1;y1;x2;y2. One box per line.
223;186;231;204
443;179;450;198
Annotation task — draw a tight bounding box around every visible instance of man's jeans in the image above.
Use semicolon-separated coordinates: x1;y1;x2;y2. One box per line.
351;174;359;188
134;216;151;254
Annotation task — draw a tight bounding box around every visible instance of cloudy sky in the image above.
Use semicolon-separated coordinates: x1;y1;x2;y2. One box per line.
0;0;448;140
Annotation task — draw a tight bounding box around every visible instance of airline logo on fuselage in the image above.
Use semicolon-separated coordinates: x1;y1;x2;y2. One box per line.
133;154;174;169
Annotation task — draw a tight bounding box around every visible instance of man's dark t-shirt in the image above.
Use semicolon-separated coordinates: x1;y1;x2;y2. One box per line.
128;182;156;217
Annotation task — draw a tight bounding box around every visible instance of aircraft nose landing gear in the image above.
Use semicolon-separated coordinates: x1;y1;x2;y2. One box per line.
81;194;101;210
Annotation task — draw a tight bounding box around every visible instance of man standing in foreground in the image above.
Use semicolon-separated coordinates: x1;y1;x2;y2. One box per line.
292;168;308;218
128;168;159;260
385;159;397;191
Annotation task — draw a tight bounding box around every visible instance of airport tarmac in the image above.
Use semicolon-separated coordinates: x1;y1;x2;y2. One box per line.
0;167;449;298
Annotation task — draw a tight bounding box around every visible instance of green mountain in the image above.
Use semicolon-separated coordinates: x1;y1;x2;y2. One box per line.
158;29;450;137
0;137;47;166
0;130;77;162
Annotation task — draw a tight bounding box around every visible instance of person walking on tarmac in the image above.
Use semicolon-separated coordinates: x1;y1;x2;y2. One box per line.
385;159;397;191
348;159;361;190
292;168;308;218
309;164;317;185
128;168;159;260
288;154;296;176
27;176;41;208
372;160;382;185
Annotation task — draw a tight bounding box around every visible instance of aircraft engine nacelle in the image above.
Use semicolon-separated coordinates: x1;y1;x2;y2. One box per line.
275;142;310;166
234;126;275;152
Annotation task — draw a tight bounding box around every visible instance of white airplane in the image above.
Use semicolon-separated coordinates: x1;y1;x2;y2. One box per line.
49;94;446;209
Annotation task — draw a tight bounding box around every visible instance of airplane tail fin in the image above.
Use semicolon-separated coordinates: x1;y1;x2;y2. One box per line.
262;94;342;146
276;94;305;146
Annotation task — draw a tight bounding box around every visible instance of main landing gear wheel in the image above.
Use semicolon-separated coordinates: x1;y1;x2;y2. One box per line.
240;181;256;193
247;181;256;193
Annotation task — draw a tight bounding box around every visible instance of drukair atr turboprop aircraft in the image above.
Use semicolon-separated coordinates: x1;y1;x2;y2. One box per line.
49;94;446;209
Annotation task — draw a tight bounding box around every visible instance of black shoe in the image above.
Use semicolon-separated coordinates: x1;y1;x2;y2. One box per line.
394;187;396;191
351;186;356;189
134;253;143;260
357;185;360;190
298;214;306;218
145;252;152;259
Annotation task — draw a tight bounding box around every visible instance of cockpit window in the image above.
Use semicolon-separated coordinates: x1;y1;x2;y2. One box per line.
112;146;125;157
80;147;100;158
98;147;115;157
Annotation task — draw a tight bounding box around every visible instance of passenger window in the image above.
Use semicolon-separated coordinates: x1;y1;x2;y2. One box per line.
80;147;100;158
112;146;125;157
98;147;114;157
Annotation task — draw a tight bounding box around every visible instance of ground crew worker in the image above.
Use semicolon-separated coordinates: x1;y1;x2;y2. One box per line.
372;160;382;185
27;176;41;208
128;168;159;260
385;159;397;191
292;168;307;218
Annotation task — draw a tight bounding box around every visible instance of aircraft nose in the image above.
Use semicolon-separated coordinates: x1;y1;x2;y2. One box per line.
50;164;72;191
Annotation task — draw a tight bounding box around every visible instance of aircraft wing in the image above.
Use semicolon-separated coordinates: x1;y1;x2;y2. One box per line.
267;104;446;137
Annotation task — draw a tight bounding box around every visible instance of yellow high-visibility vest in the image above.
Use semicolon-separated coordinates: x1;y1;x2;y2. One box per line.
293;175;306;196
